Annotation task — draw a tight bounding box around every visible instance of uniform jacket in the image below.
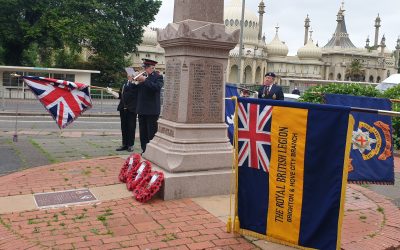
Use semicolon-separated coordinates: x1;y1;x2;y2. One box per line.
117;80;139;112
136;71;164;115
258;84;284;100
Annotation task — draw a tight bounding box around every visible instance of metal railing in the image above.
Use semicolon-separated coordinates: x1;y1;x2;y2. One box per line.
0;87;119;113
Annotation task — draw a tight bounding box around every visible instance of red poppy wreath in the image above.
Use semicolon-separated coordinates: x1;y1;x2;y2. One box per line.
126;160;152;191
118;153;141;183
133;171;164;203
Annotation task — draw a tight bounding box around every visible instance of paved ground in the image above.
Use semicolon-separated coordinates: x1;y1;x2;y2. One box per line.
1;129;400;249
0;156;399;249
0;131;135;176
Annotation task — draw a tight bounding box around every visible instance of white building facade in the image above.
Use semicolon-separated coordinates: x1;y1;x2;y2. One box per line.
129;0;400;92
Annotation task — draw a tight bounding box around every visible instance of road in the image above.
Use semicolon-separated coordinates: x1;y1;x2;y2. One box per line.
1;98;119;114
0;115;121;131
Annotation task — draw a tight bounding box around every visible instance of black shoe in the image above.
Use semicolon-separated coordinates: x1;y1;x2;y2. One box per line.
116;146;128;151
126;146;134;152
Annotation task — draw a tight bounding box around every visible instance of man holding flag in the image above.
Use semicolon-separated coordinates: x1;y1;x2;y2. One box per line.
107;69;139;152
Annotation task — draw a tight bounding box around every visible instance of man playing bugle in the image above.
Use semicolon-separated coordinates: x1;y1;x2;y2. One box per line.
135;58;164;153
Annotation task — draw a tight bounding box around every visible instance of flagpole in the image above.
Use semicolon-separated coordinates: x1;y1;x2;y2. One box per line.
350;107;400;118
10;74;118;92
90;85;118;92
236;86;258;94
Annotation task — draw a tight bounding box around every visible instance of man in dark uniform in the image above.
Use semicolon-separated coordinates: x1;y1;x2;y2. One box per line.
258;72;284;100
107;70;138;152
135;58;164;153
292;87;300;95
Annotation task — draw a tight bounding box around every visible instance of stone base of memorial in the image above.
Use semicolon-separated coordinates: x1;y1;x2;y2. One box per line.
144;119;233;200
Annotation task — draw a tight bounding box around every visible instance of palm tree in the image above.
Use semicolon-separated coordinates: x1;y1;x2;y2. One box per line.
345;60;365;81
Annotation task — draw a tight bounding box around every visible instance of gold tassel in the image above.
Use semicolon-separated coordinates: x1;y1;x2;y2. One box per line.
226;217;232;233
234;216;240;233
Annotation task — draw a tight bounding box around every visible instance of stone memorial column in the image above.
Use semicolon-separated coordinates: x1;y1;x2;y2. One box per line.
143;0;239;200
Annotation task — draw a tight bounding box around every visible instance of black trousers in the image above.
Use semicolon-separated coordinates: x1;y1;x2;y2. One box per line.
138;114;159;152
119;109;137;147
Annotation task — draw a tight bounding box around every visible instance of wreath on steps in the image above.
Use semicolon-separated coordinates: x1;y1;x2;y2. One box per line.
118;153;141;183
126;160;152;191
133;171;164;203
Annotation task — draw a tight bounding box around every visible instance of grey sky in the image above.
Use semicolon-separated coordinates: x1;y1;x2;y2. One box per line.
150;0;399;56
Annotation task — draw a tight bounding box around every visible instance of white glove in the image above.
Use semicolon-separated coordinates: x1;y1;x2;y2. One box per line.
106;87;119;98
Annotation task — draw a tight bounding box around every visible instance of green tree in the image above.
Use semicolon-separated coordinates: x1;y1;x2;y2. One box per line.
345;60;365;81
0;0;161;84
381;85;400;149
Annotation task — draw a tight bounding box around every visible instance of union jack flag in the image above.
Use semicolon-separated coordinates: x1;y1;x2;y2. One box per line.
23;76;92;129
237;100;272;172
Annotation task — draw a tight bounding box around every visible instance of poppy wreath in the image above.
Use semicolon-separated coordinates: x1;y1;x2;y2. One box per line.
133;171;164;203
118;153;141;183
126;160;152;191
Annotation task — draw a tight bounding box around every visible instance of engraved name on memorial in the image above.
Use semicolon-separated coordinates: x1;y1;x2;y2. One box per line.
187;59;223;123
162;59;181;122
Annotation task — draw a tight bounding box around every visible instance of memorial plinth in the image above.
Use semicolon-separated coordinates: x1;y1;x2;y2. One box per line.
143;0;239;200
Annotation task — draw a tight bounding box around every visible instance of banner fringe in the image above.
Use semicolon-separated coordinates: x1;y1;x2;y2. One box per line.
348;180;394;185
226;217;232;233
239;229;316;250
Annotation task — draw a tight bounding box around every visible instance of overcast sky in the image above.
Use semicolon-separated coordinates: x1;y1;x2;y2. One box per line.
150;0;399;55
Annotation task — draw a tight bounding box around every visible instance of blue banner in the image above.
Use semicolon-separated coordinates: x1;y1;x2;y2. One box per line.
225;84;239;144
325;94;394;184
236;97;353;249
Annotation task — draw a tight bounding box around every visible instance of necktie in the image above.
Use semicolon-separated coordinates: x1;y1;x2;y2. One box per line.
265;85;270;95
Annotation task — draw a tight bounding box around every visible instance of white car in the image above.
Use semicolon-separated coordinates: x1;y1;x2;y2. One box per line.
284;93;300;102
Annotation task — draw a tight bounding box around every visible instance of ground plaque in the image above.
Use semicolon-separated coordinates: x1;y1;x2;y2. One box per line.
34;189;97;208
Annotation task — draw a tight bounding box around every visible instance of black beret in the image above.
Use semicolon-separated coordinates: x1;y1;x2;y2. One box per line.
265;72;276;77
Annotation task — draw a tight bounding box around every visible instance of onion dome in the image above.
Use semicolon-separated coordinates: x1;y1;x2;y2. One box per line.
266;26;288;57
224;0;260;45
297;31;322;59
142;27;157;46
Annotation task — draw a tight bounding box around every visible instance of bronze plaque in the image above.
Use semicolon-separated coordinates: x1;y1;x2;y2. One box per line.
187;59;223;123
162;59;181;122
34;189;97;208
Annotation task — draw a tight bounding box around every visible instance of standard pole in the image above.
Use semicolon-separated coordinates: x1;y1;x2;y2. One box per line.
100;89;104;113
237;0;245;85
1;86;4;110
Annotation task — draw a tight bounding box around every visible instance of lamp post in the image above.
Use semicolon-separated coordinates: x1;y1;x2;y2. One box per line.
237;0;245;85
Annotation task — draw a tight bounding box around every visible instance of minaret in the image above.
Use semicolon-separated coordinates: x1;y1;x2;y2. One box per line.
395;36;400;69
380;34;386;55
365;36;370;48
258;0;265;41
304;14;310;45
397;36;400;50
374;14;381;47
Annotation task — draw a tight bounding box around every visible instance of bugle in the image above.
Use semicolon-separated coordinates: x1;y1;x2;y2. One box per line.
131;71;148;84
